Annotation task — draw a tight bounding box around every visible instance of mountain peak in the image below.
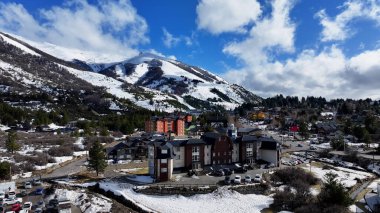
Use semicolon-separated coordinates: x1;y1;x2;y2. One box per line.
125;52;174;64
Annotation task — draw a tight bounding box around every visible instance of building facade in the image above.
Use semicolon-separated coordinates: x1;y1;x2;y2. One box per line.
145;115;191;136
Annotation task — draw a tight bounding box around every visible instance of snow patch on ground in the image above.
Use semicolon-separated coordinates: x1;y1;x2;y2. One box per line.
0;124;10;131
11;172;32;180
54;156;74;163
99;182;273;213
302;165;373;188
47;188;112;213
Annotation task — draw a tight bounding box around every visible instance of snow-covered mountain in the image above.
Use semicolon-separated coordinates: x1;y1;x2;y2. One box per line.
0;32;260;112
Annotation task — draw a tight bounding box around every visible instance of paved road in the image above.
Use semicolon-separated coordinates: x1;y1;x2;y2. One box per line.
45;157;87;179
350;180;372;200
18;157;88;183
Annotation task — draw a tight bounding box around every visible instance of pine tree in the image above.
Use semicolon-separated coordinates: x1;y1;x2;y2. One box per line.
6;131;20;154
87;140;107;176
318;172;352;207
99;127;109;137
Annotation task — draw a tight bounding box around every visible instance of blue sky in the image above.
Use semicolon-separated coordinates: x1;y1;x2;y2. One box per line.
1;0;380;99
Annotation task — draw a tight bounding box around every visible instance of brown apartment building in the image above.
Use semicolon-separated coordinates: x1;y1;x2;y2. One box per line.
145;115;192;136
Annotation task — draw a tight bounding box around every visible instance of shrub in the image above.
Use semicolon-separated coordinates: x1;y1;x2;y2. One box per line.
271;167;318;187
48;145;73;157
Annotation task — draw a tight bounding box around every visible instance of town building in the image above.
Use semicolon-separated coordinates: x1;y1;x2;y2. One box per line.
147;132;281;182
148;140;175;182
145;115;192;136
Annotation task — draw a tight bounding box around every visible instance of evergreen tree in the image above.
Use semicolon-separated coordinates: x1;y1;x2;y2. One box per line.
318;172;352;207
6;131;20;154
87;140;107;176
99;127;110;137
0;161;11;180
330;136;344;151
299;121;309;139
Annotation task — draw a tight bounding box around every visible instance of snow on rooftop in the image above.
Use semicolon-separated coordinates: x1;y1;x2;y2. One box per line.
99;182;273;213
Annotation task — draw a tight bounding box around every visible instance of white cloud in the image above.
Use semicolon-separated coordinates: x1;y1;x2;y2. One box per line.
162;28;181;48
196;0;261;34
316;0;380;42
221;0;380;100
223;0;296;66
162;28;195;48
0;0;148;59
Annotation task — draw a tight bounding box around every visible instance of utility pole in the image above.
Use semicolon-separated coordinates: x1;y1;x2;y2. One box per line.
9;164;11;181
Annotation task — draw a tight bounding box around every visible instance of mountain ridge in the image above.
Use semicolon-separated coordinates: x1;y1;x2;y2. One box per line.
0;31;261;113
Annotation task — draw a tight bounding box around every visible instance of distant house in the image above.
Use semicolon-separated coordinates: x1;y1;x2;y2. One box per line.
104;141;130;161
315;122;338;136
237;127;261;137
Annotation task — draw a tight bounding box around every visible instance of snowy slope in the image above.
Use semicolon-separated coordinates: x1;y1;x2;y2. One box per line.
100;182;273;213
63;65;193;112
6;32;126;64
0;31;260;112
97;53;261;109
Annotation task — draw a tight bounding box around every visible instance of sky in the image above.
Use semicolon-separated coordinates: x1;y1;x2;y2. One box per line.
1;0;380;100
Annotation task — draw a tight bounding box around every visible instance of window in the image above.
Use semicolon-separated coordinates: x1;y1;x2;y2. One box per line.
192;146;199;153
218;152;220;156
161;168;167;173
224;152;226;156
161;159;167;164
176;147;180;152
213;153;215;157
192;155;199;162
161;149;168;154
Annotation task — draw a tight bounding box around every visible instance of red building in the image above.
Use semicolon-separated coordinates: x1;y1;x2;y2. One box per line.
145;115;191;136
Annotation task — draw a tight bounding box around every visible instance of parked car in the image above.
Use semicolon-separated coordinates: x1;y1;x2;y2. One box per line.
254;174;262;182
2;198;22;206
7;191;16;199
24;182;32;189
234;167;247;173
36;200;45;208
11;203;22;212
297;144;303;147
19;190;27;197
34;188;44;195
46;199;59;210
245;175;252;183
33;179;42;186
265;163;275;169
211;169;224;177
224;176;231;185
34;208;43;213
234;175;242;184
0;192;5;199
223;168;233;176
22;202;32;210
